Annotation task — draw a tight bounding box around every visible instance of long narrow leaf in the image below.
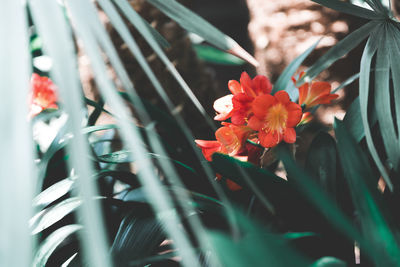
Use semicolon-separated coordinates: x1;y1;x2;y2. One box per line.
30;1;112;266
334;119;400;265
113;0;216;130
144;0;258;66
0;2;34;266
387;24;400;159
358;24;393;191
33;224;82;267
374;24;399;170
276;145;367;250
66;1;202;265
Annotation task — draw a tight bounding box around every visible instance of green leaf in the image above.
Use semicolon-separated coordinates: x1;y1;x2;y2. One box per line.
66;1;207;264
30;197;85;235
305;132;337;201
0;2;34;267
138;15;170;49
374;24;400;171
334;118;400;265
86;97;107;126
276;145;364;247
33;176;76;208
301;20;379;82
144;0;258;66
193;44;245;65
387;23;400;164
30;0;112;265
112;0;218;132
96;150;198;177
332;72;360;94
209;212;311;267
312;0;382;19
365;0;389;16
33;224;82;267
111;212;165;266
358;24;393;190
343;97;377;142
272;38;320;99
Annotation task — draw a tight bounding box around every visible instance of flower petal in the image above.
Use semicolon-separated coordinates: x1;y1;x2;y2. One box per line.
309;93;339;106
213;94;233;121
252;94;276;118
248;115;264;131
274;90;291;104
311;81;331;96
195;140;221;148
231;110;247;125
216;126;241;155
195;140;222;161
283;128;297;143
298;83;309;106
240;72;255;97
228;80;242;95
253;75;272;95
286;102;303;127
259;130;280;148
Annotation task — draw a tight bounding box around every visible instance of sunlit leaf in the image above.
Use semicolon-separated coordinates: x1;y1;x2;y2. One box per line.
312;0;382;19
33;224;82;267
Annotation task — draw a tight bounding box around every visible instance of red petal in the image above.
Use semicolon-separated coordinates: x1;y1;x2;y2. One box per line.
240;72;255;97
252;94;276;118
231;111;247;125
274;90;290;104
283;128;296;143
195;140;221;149
228;80;242;95
195;140;222;161
309;93;339;106
232;93;253;109
248;116;264;131
311;81;331;96
286;102;303;127
253;75;272;95
259;130;280;148
298;83;309;106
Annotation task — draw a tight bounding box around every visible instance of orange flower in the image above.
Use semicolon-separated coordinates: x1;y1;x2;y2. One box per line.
195;123;251;160
195;124;254;191
30;73;58;117
293;73;338;109
214;72;272;124
248;91;302;148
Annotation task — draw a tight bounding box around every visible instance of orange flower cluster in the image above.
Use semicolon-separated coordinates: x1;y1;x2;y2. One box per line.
29;73;58;117
195;72;338;172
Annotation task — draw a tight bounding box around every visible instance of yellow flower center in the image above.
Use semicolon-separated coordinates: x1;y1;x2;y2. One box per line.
265;103;288;133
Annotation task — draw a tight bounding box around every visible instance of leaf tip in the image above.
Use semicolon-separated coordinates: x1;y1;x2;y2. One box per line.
227;42;259;67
